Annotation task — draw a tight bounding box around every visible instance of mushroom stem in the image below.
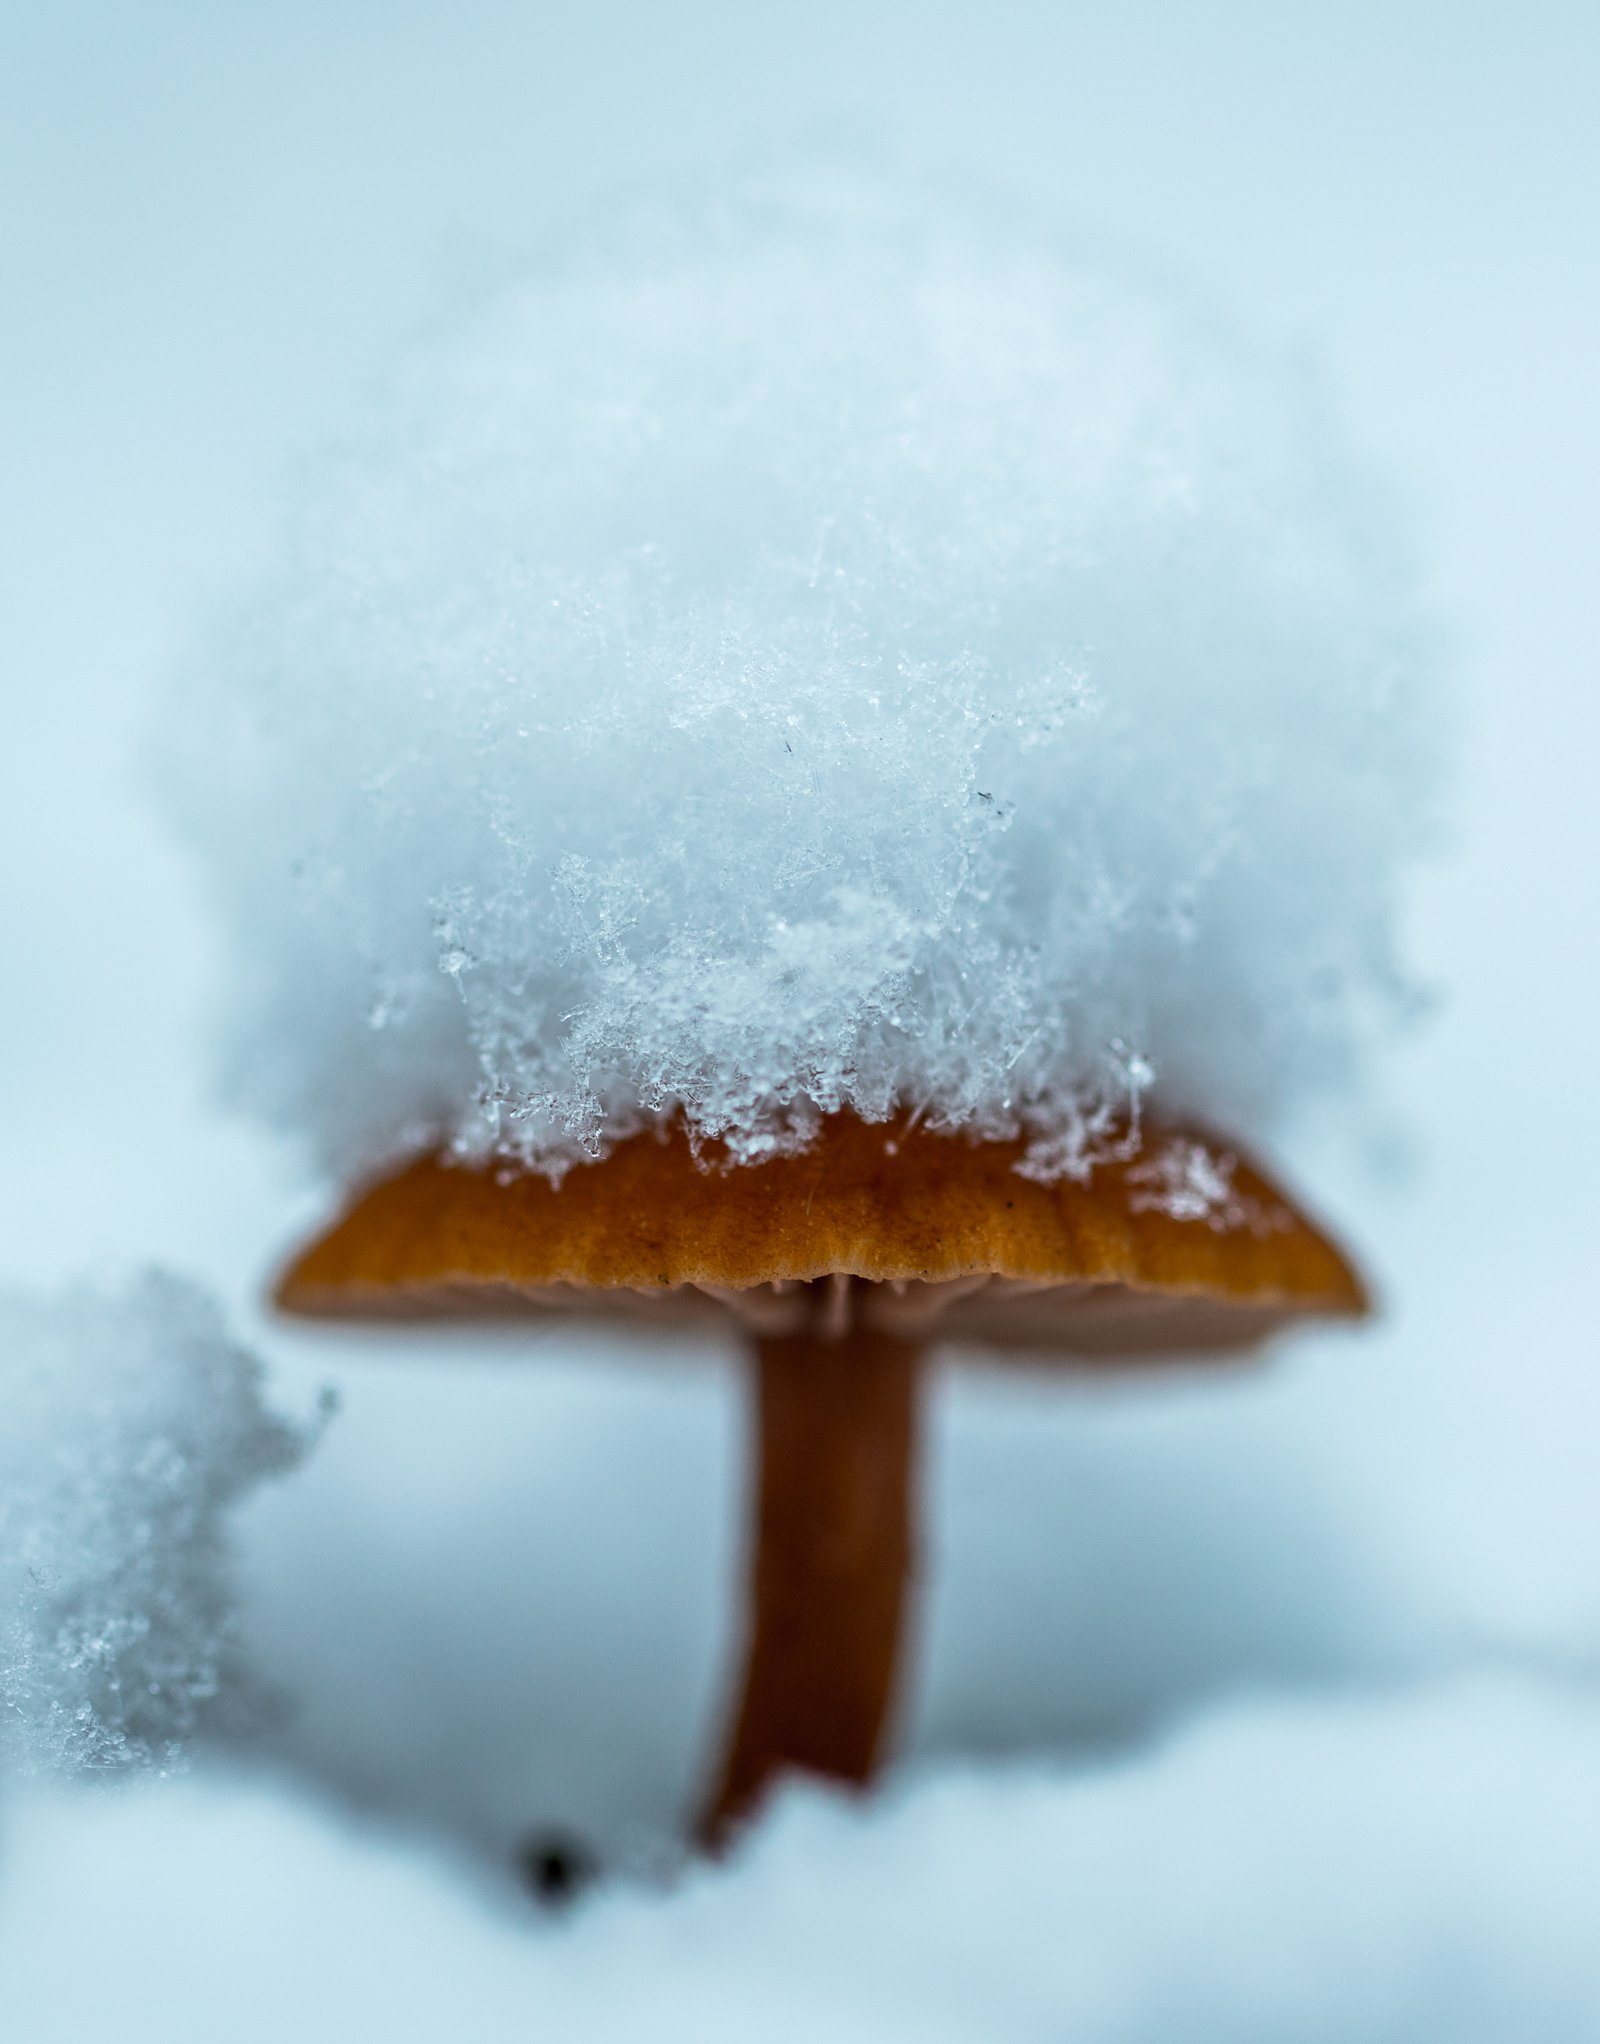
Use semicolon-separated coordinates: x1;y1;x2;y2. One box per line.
696;1309;922;1850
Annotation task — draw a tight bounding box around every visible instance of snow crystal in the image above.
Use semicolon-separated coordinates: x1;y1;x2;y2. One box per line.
1125;1135;1293;1233
0;1273;315;1773
165;167;1435;1185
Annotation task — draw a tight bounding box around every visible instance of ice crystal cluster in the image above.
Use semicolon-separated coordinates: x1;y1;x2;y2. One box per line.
0;1274;310;1773
169;173;1432;1183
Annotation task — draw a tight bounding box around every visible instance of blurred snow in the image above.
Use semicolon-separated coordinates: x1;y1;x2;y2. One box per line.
4;1677;1599;2042
0;1275;312;1772
2;1;1598;2035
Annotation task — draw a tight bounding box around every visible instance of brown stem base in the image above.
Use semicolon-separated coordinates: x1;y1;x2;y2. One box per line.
696;1318;922;1850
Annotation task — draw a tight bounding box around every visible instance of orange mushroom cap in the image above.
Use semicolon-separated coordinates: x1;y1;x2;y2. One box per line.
276;1112;1366;1362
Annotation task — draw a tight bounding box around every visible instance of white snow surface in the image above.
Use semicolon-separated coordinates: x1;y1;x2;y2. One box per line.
166;172;1434;1182
4;1678;1598;2043
0;1275;312;1773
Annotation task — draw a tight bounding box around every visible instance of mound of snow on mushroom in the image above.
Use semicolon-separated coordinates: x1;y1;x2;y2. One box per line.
165;172;1435;1186
0;1274;315;1773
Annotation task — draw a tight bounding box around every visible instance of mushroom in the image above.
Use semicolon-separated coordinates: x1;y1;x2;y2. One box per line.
276;1109;1365;1848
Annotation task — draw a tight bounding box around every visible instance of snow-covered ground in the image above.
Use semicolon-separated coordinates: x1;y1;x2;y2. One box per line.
8;1678;1600;2042
3;5;1598;2037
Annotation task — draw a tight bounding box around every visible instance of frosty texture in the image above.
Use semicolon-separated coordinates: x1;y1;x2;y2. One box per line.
0;1274;310;1773
169;175;1433;1183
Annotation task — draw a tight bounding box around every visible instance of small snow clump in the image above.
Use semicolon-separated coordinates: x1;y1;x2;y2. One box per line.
0;1272;313;1773
168;170;1434;1185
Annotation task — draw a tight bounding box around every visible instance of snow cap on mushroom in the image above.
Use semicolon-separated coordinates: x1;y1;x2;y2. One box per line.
165;166;1434;1186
